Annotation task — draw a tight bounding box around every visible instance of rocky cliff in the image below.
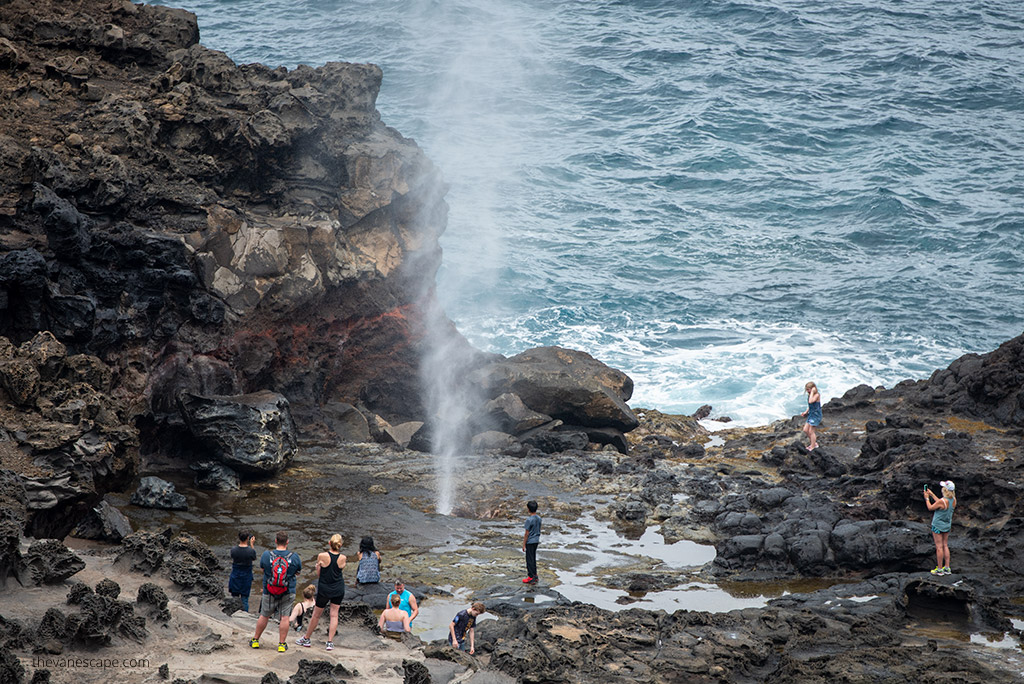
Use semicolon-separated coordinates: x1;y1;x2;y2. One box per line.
0;0;449;443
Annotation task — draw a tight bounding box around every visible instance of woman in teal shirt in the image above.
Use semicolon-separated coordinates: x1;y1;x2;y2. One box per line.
924;480;957;575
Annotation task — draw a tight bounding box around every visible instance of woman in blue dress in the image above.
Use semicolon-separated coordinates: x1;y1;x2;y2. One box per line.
801;381;821;451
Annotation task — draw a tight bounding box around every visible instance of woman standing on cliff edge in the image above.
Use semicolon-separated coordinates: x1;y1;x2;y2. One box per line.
924;480;956;575
801;381;821;451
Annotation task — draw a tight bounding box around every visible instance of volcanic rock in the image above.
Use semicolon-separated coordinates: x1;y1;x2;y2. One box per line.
472;347;638;432
130;476;187;510
70;500;133;542
178;390;296;476
19;539;85;585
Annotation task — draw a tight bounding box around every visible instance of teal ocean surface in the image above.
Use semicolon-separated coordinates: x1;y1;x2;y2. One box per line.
153;0;1024;425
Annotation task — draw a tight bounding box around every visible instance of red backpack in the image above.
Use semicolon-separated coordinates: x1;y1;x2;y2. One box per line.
266;552;292;596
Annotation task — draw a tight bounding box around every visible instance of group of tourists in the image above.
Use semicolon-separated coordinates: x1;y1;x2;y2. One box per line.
225;501;542;654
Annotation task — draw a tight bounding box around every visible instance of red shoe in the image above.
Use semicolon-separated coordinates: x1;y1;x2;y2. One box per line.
522;576;538;584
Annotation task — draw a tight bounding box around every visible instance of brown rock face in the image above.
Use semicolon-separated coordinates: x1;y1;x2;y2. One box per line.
0;0;449;443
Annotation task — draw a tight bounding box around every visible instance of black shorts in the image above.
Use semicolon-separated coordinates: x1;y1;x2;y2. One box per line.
315;586;345;608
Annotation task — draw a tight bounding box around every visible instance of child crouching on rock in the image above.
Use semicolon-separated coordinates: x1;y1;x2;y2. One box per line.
448;602;486;655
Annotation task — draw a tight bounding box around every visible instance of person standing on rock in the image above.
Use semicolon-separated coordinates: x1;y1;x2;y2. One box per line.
356;536;382;584
522;500;541;584
297;533;347;651
924;480;957;575
250;531;301;652
386;579;419;622
801;382;822;451
228;530;257;612
448;602;486;654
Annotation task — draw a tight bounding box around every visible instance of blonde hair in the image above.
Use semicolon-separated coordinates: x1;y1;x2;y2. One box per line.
302;584;316;600
329;533;343;551
390;593;401;607
805;381;818;392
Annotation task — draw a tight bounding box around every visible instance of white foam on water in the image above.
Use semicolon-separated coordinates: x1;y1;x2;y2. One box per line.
456;311;968;427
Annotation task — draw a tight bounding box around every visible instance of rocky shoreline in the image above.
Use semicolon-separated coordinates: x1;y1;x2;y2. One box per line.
1;1;1023;683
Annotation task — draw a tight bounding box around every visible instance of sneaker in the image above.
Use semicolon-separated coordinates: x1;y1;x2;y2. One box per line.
325;641;334;651
250;638;260;649
527;576;538;584
296;636;311;648
941;567;952;575
930;566;942;575
278;642;287;652
522;577;533;583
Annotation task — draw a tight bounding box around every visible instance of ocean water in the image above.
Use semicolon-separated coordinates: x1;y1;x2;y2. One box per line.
152;0;1024;426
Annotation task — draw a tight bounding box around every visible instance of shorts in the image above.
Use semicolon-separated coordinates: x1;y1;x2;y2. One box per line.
932;527;949;535
315;586;345;608
259;591;294;620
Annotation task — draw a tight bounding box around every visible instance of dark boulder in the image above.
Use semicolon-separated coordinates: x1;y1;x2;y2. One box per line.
830;520;933;572
484;393;551;435
66;593;147;646
95;578;120;599
472;346;638;432
191;461;240;491
287;659;358;683
71;500;133;542
0;468;28;587
521;427;588;454
137;583;171;623
115;529;171;575
164;532;224;601
19;539;85;585
130;476;188;510
178;390;296;476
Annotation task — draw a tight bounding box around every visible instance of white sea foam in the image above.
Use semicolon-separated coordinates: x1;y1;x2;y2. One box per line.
454;311;968;427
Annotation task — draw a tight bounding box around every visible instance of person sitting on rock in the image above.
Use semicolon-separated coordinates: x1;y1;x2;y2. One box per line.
228;530;257;611
378;592;411;639
924;480;957;575
356;536;382;584
290;584;317;632
448;602;486;654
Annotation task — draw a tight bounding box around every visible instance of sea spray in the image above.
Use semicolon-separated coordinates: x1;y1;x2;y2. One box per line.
417;294;487;515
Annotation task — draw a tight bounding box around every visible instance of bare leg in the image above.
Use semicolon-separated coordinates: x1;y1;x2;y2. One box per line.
940;532;950;568
278;617;290;644
254;615;269;641
807;425;818;450
328;603;340;643
932;531;943;568
304;605;325;639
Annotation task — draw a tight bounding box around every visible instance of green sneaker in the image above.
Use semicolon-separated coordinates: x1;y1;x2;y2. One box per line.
930;566;942;575
941;567;952;575
250;638;260;649
278;642;288;652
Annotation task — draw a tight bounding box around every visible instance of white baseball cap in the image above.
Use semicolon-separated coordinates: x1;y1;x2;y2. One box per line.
939;480;955;492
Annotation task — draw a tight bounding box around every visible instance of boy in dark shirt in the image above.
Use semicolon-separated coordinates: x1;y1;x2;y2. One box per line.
448;602;486;654
522;500;541;583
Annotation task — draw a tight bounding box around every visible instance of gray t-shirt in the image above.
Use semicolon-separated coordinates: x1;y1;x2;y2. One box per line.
524;514;541;545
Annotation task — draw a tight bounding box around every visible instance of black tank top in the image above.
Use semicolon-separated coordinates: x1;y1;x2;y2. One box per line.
319;551;345;594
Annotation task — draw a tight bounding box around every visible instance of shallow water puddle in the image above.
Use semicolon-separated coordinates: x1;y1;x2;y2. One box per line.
544;515;716;573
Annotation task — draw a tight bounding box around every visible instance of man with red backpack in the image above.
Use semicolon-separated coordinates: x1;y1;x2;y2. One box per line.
250;531;302;652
